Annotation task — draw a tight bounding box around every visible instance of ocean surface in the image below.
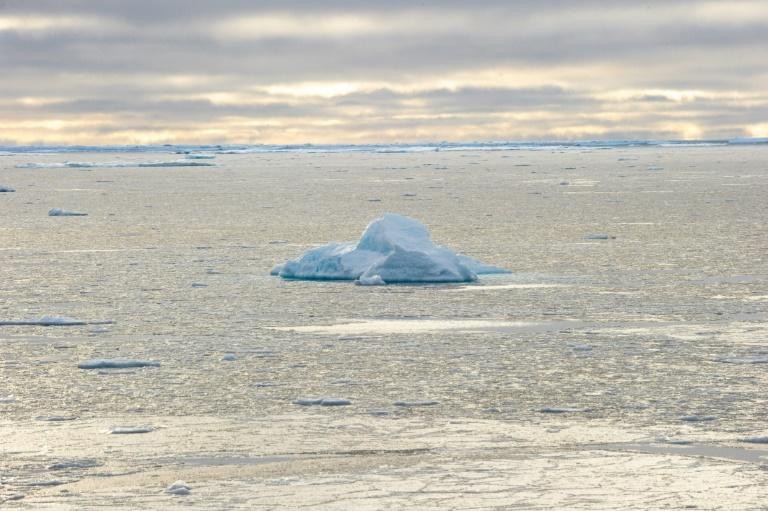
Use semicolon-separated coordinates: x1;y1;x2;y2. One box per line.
1;144;767;509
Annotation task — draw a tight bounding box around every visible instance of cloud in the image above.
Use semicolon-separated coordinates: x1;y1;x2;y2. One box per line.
0;1;766;143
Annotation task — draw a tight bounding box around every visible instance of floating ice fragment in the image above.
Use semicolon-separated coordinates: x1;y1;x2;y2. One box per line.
393;400;440;407
222;353;237;361
539;407;587;413
48;459;101;470
584;234;615;240
165;480;191;496
78;359;160;369
0;316;113;326
741;436;768;444
48;208;87;217
679;415;716;422
109;426;154;434
357;274;386;286
293;397;351;406
715;355;768;364
0;185;14;192
0;395;15;403
36;415;77;421
272;213;508;284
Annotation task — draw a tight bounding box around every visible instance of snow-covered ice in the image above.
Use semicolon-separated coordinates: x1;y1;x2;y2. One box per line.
271;213;508;284
77;359;160;369
48;208;87;217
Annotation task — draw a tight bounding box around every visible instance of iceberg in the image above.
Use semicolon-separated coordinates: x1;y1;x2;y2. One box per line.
271;213;508;285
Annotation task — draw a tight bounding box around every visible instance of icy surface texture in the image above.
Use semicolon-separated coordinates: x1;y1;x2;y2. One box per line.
272;213;507;284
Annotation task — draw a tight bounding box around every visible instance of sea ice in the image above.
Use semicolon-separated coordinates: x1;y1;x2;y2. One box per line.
741;436;768;444
78;359;160;369
293;397;351;406
0;185;14;192
48;208;87;217
17;160;214;169
0;316;112;326
272;213;508;285
47;459;101;470
715;355;768;364
165;481;191;496
109;426;154;434
393;400;440;407
679;415;717;422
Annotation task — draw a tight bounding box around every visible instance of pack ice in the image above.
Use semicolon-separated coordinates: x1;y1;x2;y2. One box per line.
271;213;508;285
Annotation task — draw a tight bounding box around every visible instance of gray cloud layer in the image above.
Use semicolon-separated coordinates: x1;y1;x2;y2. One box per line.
1;1;766;143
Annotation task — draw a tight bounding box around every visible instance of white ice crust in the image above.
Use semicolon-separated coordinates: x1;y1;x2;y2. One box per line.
271;213;508;285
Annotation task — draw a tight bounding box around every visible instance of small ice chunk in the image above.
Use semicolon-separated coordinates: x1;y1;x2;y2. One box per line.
48;459;101;470
539;407;587;413
0;395;15;403
191;283;208;288
0;316;111;326
716;355;768;364
584;234;615;240
48;208;87;216
741;436;768;444
78;359;160;369
222;353;237;361
393;400;440;407
36;415;77;422
357;274;386;286
679;415;716;422
109;426;154;434
293;397;351;406
319;398;351;406
0;185;15;192
165;480;191;495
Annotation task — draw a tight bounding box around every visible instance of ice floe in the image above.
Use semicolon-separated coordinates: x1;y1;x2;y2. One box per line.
109;426;154;434
17;160;215;169
741;436;768;444
165;481;191;496
47;459;101;470
393;400;439;407
679;415;716;422
271;213;508;285
715;355;768;364
0;185;14;192
78;359;160;369
0;316;112;326
294;397;351;406
48;208;87;217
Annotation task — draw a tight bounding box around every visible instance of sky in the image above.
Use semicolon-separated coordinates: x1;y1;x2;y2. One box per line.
1;0;767;145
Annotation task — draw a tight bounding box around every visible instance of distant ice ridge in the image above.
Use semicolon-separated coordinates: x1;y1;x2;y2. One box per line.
271;213;508;285
16;160;215;169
